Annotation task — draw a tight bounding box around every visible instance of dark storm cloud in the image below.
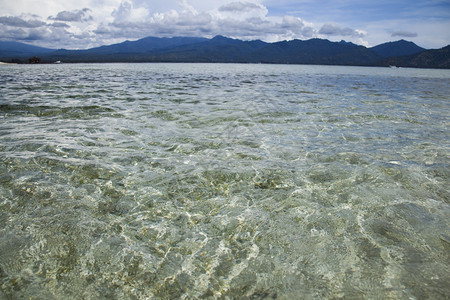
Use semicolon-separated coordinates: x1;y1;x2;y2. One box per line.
391;30;418;38
49;8;93;22
0;16;45;28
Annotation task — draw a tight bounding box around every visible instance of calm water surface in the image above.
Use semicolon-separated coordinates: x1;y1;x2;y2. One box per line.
0;63;449;299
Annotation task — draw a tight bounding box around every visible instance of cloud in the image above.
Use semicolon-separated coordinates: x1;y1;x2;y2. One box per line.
22;29;49;41
0;1;370;49
112;1;149;23
0;2;346;48
391;30;418;38
94;1;306;43
0;25;27;40
49;8;93;22
0;0;448;50
0;11;93;49
281;16;314;37
0;16;45;28
49;22;70;28
319;23;365;37
218;2;264;12
96;1;320;44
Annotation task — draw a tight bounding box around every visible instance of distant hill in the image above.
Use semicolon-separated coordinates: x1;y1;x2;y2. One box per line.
371;40;425;58
90;36;208;54
381;45;450;69
0;41;54;59
52;36;208;56
39;36;381;65
146;35;268;63
1;36;448;68
250;39;380;65
41;36;209;62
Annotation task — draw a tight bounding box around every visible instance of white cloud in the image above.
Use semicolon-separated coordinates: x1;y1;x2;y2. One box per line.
112;1;149;23
281;16;314;37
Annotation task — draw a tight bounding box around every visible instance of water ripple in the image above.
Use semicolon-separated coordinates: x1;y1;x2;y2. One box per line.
0;63;449;299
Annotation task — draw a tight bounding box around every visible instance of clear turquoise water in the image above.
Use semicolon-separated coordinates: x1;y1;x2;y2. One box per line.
0;63;449;299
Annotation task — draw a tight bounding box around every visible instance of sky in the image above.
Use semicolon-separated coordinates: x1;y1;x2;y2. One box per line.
0;0;449;49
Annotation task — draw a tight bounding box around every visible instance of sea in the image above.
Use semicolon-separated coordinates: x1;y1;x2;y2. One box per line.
0;63;449;299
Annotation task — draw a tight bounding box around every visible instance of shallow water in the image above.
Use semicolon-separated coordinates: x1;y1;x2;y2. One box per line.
0;63;449;299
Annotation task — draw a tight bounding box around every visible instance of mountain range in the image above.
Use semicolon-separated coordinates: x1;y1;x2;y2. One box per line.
1;36;449;68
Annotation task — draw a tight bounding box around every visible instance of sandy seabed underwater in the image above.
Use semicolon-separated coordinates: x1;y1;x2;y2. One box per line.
0;63;449;299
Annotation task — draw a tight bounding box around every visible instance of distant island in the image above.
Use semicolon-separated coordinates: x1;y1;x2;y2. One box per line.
1;35;449;69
